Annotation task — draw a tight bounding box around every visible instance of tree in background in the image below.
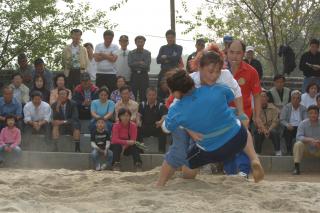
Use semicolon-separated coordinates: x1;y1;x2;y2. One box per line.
177;0;320;75
0;0;116;70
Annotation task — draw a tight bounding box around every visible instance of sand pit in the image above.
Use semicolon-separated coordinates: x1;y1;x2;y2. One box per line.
0;168;319;213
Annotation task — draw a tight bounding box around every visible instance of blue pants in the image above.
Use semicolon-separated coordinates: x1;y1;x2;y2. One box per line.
302;77;320;93
0;145;22;162
223;151;250;175
91;149;113;167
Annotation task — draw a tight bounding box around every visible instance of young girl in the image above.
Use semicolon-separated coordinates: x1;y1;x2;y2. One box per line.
157;52;264;186
0;115;22;164
110;108;142;171
30;74;50;103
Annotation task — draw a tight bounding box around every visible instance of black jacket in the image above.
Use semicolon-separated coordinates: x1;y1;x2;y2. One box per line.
299;51;320;77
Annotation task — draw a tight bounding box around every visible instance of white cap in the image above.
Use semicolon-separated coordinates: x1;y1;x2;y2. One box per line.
246;46;255;52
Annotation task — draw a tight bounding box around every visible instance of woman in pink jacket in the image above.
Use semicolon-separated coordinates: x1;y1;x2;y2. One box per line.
110;108;142;171
0;115;22;165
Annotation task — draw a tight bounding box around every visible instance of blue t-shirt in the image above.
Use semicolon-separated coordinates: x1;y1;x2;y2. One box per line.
91;100;115;117
165;84;241;151
0;97;22;117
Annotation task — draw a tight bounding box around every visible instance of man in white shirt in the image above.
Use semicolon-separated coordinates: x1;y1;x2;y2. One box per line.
23;91;52;141
114;35;131;83
94;30;119;92
84;42;97;82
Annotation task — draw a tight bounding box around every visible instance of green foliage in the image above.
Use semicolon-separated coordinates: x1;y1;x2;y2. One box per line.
0;0;115;71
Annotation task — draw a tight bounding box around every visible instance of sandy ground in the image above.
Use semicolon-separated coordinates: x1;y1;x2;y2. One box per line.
0;168;319;213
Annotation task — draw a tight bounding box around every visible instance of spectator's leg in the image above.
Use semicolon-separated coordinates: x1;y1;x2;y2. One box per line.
293;141;305;174
11;146;22;163
91;149;100;170
0;145;5;162
52;122;60;140
130;73;138;100
270;129;281;154
110;144;123;164
253;130;264;154
140;73;149;102
283;127;295;155
42;123;51;143
72;121;81;152
105;149;113;167
124;145;142;165
95;74;104;88
105;74;117;93
158;132;167;154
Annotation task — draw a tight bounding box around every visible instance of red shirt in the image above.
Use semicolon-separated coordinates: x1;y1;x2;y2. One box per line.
230;61;261;117
111;121;137;149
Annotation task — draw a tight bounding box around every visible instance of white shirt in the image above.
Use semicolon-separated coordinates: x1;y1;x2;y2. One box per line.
95;43;119;74
86;58;97;81
301;93;317;108
114;49;131;81
289;106;301;127
23;101;52;123
189;69;242;98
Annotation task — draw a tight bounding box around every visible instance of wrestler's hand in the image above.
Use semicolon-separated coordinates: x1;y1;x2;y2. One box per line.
186;129;203;142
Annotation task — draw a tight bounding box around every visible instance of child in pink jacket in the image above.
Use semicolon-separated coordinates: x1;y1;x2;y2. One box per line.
0;115;22;164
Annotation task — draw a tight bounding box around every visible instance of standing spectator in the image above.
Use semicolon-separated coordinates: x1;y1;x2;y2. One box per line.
73;72;99;120
84;42;97;82
30;75;50;103
62;29;89;90
280;90;307;155
293;105;320;175
244;46;263;80
186;38;206;73
253;91;281;156
110;76;135;104
128;36;151;101
0;115;22;165
301;82;319;108
115;85;139;123
9;73;29;105
91;118;113;171
299;38;320;93
49;74;72;105
317;94;320;111
0;86;22;131
23;91;51;139
33;58;53;91
16;53;34;89
51;88;81;152
115;35;131;83
90;87;115;133
94;30;119;91
156;30;183;88
267;75;291;110
110;108;142;171
137;87;167;153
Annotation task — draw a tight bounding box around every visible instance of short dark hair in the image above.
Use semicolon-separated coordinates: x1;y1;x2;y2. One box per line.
199;51;224;69
84;42;94;49
120;85;131;93
230;39;246;52
196;38;206;45
34;58;44;65
2;86;13;93
116;75;126;82
118;107;132;120
58;88;69;96
18;53;27;61
11;72;23;80
98;87;110;96
103;30;114;37
167;71;194;94
96;117;105;123
30;90;43;99
273;74;286;81
309;38;320;46
5;114;16;125
119;35;129;41
135;35;146;42
306;82;319;94
307;105;319;113
71;29;82;35
54;73;67;88
165;29;176;37
146;87;157;94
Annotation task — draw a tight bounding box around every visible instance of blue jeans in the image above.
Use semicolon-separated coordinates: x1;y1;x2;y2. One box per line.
302;77;320;93
91;149;113;167
89;119;113;134
0;145;22;162
223;151;250;175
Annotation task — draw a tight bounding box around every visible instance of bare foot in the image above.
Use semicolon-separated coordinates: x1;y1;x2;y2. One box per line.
251;160;264;183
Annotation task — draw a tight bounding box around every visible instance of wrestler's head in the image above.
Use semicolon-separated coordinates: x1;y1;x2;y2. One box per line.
167;71;195;99
199;49;224;85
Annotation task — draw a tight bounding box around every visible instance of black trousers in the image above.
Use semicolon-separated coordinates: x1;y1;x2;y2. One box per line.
67;69;81;91
96;73;117;92
131;72;149;102
253;129;280;154
110;144;142;165
283;126;298;154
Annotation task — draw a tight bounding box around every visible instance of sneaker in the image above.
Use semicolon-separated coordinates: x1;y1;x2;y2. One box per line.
275;150;282;156
95;164;101;171
237;172;249;179
101;164;108;170
292;169;300;175
113;162;121;171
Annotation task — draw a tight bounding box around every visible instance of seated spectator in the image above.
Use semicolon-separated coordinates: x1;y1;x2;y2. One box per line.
280;90;307;155
33;58;53;91
9;73;29;105
110;76;135;104
115;85;139;123
90;87;115;133
30;75;50;103
50;74;72;105
137;87;167;153
317;94;320;114
110;108;142;171
301;82;319;108
0;86;22;131
91;118;113;171
73;73;98;120
16;53;34;89
0;115;22;165
253;90;281;156
293;105;320;175
51;89;81;152
267;74;291;110
23;91;51;140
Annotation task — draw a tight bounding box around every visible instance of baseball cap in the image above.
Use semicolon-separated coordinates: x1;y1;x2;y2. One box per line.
246;46;255;52
223;35;233;43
